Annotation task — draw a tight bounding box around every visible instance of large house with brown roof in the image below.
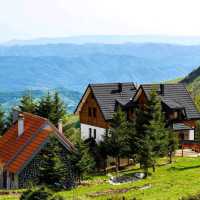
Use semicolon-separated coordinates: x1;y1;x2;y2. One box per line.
75;82;200;143
0;111;75;189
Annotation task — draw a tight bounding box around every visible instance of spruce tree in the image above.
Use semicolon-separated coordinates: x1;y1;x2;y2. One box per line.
39;136;71;189
36;92;66;126
135;88;168;175
145;89;168;172
134;106;152;175
167;130;178;163
36;92;53;119
102;107;128;172
68;138;95;182
50;92;66;126
19;92;37;113
195;121;200;143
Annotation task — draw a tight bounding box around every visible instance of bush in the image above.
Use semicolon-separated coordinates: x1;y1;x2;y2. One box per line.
181;193;200;200
20;186;64;200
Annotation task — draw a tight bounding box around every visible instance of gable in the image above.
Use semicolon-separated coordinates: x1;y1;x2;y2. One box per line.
79;90;108;128
0;112;75;174
75;83;136;121
137;84;200;120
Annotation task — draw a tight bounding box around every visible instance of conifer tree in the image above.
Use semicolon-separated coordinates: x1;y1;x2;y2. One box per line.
39;136;71;189
68;138;95;182
36;92;66;126
102;107;128;172
36;92;53;119
145;89;168;172
19;92;37;113
134;88;168;175
167;130;178;163
50;92;66;126
195;121;200;143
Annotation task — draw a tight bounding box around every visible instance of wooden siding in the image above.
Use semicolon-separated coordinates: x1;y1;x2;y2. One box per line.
79;91;109;128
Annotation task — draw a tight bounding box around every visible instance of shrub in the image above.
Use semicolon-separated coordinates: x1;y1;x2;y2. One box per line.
20;186;64;200
181;193;200;200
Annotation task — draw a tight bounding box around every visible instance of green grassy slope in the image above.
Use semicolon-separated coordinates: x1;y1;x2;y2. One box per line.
3;157;200;200
180;66;200;96
58;157;200;200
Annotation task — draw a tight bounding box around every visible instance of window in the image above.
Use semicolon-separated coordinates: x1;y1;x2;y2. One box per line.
88;107;92;117
89;128;92;138
93;108;97;117
93;129;96;139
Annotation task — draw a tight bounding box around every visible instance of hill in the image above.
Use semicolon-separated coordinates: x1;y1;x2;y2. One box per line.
4;35;200;45
1;43;200;92
0;88;81;113
181;66;200;96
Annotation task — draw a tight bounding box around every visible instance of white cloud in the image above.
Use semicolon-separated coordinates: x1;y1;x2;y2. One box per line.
0;0;200;41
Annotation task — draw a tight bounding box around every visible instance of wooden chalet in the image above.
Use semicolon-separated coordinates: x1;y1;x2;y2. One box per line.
75;83;137;142
134;84;200;142
75;83;200;144
0;111;75;189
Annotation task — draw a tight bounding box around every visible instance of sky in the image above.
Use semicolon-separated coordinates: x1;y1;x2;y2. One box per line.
1;0;200;42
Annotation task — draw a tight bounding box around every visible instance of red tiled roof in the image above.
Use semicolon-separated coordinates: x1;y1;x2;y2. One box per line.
0;112;74;173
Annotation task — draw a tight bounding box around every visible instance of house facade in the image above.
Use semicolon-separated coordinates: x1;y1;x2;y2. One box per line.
133;84;200;142
0;111;75;189
75;82;200;143
75;83;137;143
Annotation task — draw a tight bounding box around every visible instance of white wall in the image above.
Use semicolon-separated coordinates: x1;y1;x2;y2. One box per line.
189;129;194;140
80;123;106;143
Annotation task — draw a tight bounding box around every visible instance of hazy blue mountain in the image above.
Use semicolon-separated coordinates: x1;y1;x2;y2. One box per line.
0;42;200;112
3;35;200;46
0;88;81;113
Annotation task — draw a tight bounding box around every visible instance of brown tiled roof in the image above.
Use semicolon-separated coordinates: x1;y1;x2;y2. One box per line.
0;112;74;173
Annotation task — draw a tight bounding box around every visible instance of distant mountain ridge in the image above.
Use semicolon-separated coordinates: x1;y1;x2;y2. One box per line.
0;42;200;112
0;43;200;92
3;35;200;46
0;88;81;113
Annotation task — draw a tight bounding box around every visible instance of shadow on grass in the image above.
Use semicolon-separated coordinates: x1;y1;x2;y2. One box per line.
168;164;200;171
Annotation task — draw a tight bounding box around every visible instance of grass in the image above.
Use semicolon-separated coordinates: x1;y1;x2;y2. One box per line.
2;157;200;200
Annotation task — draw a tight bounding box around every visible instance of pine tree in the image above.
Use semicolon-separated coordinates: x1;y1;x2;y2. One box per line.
39;136;71;189
135;88;168;175
145;89;168;172
102;107;128;172
36;92;66;126
50;92;66;126
167;130;178;163
195;121;200;143
134;106;152;175
0;105;5;136
36;92;53;119
19;92;37;113
68;138;95;182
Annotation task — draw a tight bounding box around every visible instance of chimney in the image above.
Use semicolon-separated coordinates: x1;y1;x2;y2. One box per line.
18;114;24;136
118;83;122;93
58;119;63;134
160;84;164;95
12;108;20;123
